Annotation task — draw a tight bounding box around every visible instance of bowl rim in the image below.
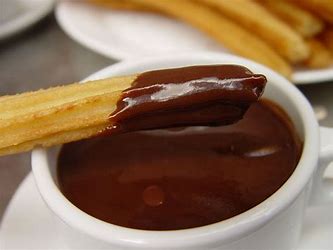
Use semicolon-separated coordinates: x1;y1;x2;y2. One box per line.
32;52;319;249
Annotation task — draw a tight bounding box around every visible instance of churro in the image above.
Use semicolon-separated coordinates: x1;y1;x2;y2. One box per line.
89;0;150;12
89;0;333;72
258;0;324;37
318;27;333;54
0;65;266;156
290;0;333;24
0;76;133;155
200;0;309;63
101;0;291;77
303;39;332;68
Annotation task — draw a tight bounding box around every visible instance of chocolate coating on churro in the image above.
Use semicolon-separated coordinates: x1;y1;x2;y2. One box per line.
108;65;266;133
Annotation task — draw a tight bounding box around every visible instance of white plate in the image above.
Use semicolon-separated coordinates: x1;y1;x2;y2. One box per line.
55;1;333;85
0;173;332;249
0;0;54;40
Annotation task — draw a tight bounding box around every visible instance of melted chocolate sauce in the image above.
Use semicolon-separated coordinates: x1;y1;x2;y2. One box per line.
108;65;266;133
57;65;301;230
58;100;301;230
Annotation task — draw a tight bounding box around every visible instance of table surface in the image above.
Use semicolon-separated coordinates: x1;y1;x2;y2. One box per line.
0;14;333;223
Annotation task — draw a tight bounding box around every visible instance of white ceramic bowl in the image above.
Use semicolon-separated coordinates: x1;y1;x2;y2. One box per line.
32;53;333;250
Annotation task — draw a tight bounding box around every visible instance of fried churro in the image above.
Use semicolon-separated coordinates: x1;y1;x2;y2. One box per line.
290;0;333;24
303;39;332;68
318;27;333;54
89;0;333;72
102;0;291;77
0;65;266;156
89;0;150;12
200;0;309;63
0;76;133;155
258;0;324;37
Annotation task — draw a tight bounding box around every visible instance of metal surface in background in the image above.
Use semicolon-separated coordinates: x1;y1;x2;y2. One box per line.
0;15;332;222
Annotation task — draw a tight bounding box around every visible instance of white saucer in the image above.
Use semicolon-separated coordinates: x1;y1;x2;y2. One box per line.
0;0;54;40
1;173;332;249
0;174;67;250
55;1;333;85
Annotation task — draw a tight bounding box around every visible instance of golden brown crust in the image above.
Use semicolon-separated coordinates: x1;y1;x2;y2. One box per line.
88;0;152;12
90;0;333;71
200;0;309;63
258;0;324;37
0;76;135;155
303;38;332;68
318;27;333;53
0;125;107;156
289;0;333;24
121;0;292;77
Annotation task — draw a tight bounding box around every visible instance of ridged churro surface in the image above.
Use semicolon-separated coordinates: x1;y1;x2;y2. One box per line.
0;65;266;156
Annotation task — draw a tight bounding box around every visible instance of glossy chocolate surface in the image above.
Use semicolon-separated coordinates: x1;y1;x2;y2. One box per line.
108;65;266;133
